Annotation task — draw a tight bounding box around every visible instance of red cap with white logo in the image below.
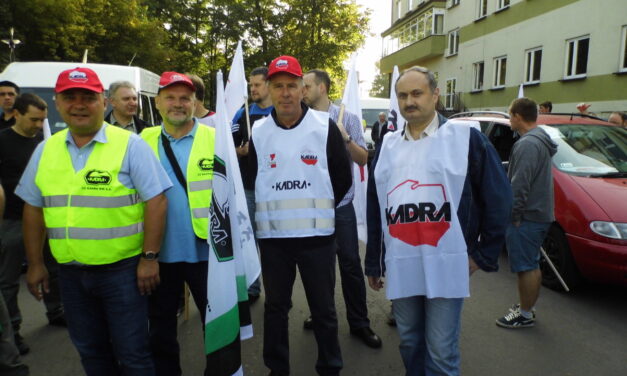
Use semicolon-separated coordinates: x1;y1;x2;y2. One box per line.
158;71;196;92
267;55;303;79
55;67;104;93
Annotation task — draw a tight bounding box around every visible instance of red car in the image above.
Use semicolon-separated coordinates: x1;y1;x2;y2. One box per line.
450;112;627;290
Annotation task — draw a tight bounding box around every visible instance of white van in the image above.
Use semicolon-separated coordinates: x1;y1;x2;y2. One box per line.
0;62;161;133
360;97;390;161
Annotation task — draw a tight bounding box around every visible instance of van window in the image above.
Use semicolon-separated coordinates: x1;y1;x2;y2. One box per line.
140;94;152;124
150;96;161;125
362;108;387;128
20;87;66;133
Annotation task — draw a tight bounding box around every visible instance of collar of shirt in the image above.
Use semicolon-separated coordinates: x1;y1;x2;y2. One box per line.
65;122;109;148
109;112;136;131
161;119;199;141
404;112;439;141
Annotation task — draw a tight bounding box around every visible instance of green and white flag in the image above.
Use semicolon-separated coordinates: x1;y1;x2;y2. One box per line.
204;70;260;375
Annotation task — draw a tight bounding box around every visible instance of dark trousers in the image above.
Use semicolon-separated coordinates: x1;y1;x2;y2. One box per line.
335;202;369;330
59;256;154;376
148;261;208;376
260;237;342;376
0;219;63;331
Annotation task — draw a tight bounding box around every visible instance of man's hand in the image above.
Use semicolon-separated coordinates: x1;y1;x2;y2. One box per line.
236;142;249;157
469;257;480;276
367;276;384;291
27;263;49;301
137;258;160;295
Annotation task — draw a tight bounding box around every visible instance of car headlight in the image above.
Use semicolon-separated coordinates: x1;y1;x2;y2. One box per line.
590;221;627;239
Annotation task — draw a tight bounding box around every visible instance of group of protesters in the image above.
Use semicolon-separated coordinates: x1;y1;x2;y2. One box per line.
2;52;621;376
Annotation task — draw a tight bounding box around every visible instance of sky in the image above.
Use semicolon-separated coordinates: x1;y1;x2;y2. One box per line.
351;0;391;97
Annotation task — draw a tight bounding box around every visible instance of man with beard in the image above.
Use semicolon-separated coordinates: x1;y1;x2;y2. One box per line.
140;72;216;376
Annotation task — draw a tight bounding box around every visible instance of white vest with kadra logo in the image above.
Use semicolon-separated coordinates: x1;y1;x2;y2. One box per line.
253;108;335;239
374;119;475;299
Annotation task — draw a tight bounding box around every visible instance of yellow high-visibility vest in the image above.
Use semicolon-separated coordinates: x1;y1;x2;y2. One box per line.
141;124;215;239
35;125;144;265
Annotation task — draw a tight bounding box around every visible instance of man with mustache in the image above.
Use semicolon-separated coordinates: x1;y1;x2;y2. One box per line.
140;72;216;376
366;66;512;376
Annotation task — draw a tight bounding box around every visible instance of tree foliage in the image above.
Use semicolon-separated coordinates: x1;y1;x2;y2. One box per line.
1;0;369;104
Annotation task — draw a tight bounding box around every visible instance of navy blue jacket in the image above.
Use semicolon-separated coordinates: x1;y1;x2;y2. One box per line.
365;113;513;277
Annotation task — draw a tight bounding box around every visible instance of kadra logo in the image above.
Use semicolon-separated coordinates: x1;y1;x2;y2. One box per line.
385;180;451;247
84;169;112;185
198;158;213;171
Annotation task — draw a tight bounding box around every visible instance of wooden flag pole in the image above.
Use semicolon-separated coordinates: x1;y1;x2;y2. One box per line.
337;103;347;134
244;97;251;140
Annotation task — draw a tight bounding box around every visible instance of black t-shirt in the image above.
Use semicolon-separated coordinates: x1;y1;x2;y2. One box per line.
0;127;43;219
0;112;16;131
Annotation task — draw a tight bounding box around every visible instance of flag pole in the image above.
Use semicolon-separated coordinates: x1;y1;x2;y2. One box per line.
337;103;346;133
244;97;251;140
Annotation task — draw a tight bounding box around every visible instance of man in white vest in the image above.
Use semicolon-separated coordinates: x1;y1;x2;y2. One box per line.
248;55;352;376
365;66;512;376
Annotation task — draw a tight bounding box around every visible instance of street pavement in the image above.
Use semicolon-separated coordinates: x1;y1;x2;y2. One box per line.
15;247;627;376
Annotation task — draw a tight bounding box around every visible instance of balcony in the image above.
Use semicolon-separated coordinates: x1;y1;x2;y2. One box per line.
380;34;446;73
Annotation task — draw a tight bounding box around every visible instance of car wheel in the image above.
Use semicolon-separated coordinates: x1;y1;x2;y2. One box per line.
540;225;583;291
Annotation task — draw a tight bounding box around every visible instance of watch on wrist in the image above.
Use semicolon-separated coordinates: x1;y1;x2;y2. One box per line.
141;251;159;260
345;134;352;144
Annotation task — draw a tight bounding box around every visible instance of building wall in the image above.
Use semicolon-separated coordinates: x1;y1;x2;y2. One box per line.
381;0;627;116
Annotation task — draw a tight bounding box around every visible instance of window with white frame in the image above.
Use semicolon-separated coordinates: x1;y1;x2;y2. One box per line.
524;47;542;84
493;56;507;87
397;0;402;19
477;0;488;19
472;62;484;91
445;78;457;110
433;10;444;34
620;25;627;72
447;29;459;56
497;0;510;10
565;36;589;78
450;0;461;7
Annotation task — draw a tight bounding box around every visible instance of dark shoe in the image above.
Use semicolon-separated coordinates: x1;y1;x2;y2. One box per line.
496;307;535;329
303;315;313;330
248;294;260;304
48;314;67;327
350;327;382;348
14;333;29;355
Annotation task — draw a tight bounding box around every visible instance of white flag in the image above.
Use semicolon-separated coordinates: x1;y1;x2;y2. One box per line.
43;119;52;139
224;41;248;121
204;71;261;376
388;65;406;133
341;55;368;243
518;84;524;99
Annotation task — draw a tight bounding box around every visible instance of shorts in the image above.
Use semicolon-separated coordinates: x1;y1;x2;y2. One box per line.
506;220;551;273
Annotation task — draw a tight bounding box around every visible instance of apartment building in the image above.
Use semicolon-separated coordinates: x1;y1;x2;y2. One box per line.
379;0;627;115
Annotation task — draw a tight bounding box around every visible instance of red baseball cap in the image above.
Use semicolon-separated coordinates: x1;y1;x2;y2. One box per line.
55;67;104;93
159;71;196;92
267;55;303;79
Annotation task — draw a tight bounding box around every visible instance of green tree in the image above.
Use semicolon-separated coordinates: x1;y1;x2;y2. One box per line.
370;72;390;98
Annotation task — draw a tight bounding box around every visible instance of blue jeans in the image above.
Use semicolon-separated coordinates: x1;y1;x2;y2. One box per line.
334;202;369;329
392;296;463;376
58;256;154;376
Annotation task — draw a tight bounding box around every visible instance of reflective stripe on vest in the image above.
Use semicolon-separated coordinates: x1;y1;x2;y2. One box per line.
48;222;144;240
43;194;141;208
256;217;334;232
35;125;145;265
256;198;335;212
140;124;215;239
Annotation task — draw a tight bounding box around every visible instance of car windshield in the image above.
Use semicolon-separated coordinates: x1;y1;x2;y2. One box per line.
542;124;627;177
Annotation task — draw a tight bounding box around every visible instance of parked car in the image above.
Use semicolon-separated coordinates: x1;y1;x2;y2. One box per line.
450;111;627;290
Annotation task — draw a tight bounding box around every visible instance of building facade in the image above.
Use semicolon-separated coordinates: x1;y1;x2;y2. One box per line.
380;0;627;116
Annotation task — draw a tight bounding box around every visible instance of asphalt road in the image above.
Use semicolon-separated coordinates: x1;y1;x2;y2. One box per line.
16;248;627;376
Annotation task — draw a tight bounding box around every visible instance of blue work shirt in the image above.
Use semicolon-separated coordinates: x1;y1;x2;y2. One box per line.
155;121;210;263
16;123;172;208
